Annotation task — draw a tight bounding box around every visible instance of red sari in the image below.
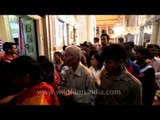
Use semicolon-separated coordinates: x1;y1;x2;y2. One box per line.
53;69;60;90
16;82;59;105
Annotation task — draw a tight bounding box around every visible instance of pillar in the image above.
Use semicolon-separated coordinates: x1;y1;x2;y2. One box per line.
157;20;160;46
87;16;94;43
0;15;12;42
150;20;159;44
138;26;144;45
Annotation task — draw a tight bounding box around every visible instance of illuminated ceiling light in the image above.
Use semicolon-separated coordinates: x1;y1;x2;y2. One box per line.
113;26;125;36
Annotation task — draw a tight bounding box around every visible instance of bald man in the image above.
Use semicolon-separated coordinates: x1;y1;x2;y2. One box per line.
58;45;97;105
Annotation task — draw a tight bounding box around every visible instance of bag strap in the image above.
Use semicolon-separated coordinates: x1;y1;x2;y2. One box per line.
140;65;152;73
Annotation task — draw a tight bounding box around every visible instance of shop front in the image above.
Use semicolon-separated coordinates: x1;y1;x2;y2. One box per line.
4;15;45;59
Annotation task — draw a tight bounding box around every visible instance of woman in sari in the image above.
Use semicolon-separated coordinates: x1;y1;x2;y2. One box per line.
7;56;59;105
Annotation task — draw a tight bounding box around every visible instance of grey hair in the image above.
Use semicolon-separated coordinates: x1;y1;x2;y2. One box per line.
65;45;82;60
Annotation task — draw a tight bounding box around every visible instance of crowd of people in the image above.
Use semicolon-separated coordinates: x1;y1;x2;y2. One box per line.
0;33;160;105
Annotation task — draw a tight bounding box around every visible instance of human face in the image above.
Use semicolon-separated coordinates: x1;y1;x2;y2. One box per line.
135;51;143;62
11;45;18;54
93;43;100;51
91;55;99;69
63;52;75;67
104;59;121;73
148;47;158;58
101;36;107;48
54;54;61;63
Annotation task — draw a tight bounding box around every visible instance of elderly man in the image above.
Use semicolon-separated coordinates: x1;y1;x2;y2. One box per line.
58;45;97;105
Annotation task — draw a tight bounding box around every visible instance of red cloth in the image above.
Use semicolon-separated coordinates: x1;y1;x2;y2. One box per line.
53;69;60;89
1;54;18;63
16;82;59;105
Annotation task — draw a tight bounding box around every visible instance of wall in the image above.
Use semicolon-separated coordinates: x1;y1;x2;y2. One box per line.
0;16;9;42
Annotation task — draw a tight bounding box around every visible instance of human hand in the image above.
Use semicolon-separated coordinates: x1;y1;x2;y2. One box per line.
0;95;16;105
